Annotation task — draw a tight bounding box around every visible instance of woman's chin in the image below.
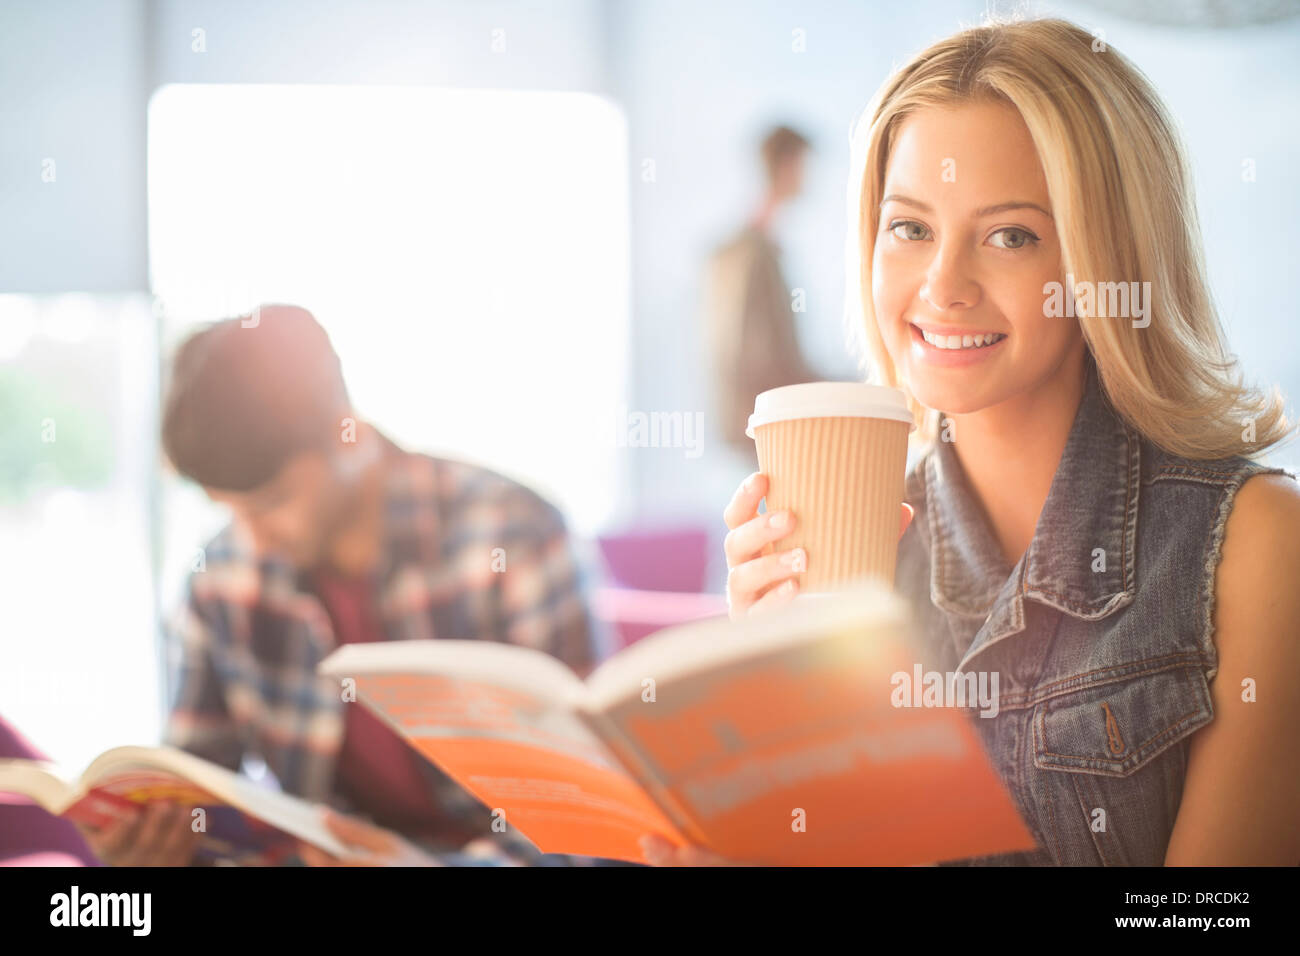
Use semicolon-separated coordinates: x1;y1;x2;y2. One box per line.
903;380;988;418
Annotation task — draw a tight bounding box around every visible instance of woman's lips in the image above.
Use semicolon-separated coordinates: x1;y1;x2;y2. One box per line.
908;322;1007;367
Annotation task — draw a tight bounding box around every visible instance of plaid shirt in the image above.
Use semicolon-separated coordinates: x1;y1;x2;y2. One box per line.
163;434;603;865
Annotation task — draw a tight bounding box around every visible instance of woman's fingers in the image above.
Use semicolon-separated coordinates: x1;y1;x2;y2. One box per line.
723;508;798;568
723;471;914;620
727;546;804;601
638;833;674;865
639;834;739;866
677;844;736;866
722;472;767;530
747;576;799;614
722;473;800;619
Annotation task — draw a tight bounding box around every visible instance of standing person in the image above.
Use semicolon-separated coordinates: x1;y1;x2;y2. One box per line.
78;304;600;866
651;17;1300;866
704;125;823;458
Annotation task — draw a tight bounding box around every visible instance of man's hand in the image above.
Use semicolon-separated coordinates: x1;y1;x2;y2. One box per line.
297;808;444;866
76;801;201;867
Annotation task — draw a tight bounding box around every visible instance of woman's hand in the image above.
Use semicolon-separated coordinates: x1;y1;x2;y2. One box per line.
723;471;914;620
298;808;444;866
638;834;743;866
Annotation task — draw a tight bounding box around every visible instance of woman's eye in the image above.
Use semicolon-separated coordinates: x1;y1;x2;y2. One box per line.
888;220;931;241
988;227;1039;250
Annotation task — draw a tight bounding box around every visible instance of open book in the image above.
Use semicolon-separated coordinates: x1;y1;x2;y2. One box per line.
319;582;1037;866
0;745;348;865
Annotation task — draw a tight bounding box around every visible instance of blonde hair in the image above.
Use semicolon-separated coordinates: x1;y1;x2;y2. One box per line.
844;16;1294;460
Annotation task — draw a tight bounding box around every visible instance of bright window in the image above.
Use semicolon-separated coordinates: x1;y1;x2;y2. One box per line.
0;294;161;768
148;84;631;553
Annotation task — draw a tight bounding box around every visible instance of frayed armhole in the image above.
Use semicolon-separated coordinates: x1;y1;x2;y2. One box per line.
1201;465;1300;682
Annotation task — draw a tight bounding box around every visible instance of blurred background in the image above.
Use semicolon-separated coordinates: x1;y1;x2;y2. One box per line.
2;0;1298;771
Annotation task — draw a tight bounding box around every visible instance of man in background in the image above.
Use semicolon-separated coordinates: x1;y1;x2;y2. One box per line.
704;124;823;456
77;304;598;865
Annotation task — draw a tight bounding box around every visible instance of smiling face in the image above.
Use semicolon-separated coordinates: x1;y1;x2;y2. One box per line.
872;99;1083;417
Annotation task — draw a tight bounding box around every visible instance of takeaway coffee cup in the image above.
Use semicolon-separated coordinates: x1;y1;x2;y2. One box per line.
747;382;915;593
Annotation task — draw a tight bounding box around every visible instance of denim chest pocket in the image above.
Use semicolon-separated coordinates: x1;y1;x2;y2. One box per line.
1028;664;1214;865
1032;664;1213;775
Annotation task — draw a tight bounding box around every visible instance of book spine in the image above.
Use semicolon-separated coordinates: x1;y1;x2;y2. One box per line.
575;707;711;848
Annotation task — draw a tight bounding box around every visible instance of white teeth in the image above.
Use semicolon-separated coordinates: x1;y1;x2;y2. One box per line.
919;327;1005;350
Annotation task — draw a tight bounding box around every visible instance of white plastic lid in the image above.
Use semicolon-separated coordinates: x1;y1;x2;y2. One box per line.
746;382;915;438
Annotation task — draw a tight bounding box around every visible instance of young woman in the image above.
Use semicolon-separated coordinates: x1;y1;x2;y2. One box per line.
642;17;1300;866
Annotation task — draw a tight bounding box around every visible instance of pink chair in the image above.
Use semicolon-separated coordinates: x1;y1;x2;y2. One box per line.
597;524;712;593
593;525;727;649
592;587;729;650
0;716;100;866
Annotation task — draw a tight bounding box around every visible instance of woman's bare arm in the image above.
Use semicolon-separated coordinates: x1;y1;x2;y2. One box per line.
1165;474;1300;866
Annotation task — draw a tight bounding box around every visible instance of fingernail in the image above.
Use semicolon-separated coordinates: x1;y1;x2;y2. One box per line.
781;548;806;571
769;511;789;530
784;579;798;594
744;473;759;492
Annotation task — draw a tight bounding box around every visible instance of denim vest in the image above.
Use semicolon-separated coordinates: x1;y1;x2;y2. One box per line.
894;356;1295;865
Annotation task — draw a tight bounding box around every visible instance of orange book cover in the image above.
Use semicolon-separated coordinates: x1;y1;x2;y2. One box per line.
319;582;1037;865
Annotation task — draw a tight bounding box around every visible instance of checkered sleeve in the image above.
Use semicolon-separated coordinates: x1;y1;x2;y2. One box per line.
497;494;599;676
161;586;244;772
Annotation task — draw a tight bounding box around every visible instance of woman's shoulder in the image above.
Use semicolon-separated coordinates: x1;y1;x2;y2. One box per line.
1216;468;1300;596
1176;445;1300;681
1136;437;1300;587
1138;439;1299;560
1139;436;1295;489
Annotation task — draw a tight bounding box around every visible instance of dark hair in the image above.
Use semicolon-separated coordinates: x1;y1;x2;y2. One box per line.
161;305;350;491
760;125;810;183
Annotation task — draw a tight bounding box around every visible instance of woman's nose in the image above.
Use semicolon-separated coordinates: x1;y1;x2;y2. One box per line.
919;245;980;312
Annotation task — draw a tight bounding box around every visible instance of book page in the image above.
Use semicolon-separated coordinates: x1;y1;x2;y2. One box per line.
582;584;904;711
590;601;1038;866
79;747;348;863
0;760;75;814
335;670;686;862
322;639;585;703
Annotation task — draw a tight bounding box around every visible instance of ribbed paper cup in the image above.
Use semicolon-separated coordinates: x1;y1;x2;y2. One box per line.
747;383;914;593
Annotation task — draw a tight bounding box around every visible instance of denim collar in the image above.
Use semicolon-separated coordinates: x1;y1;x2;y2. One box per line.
923;355;1139;650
